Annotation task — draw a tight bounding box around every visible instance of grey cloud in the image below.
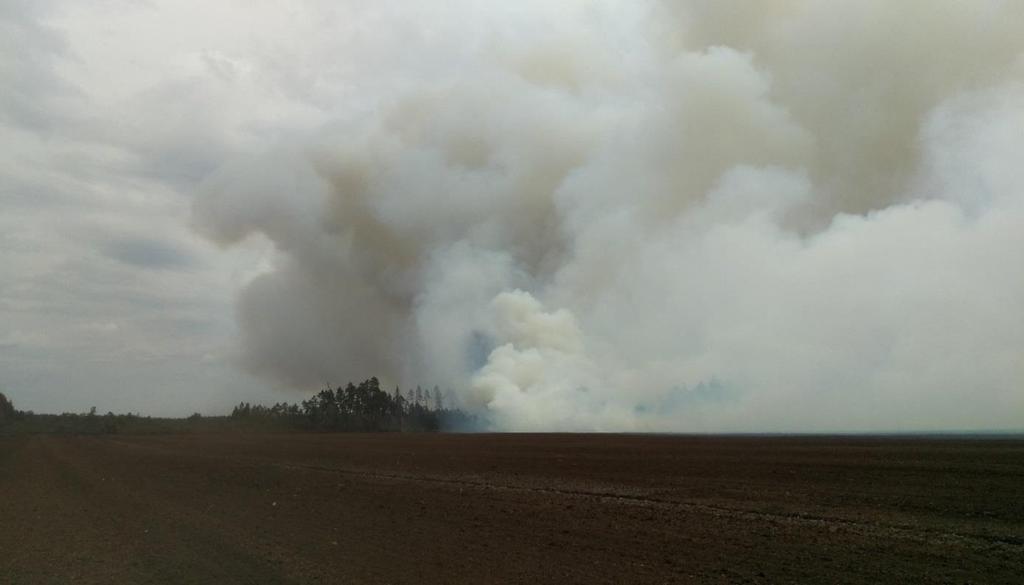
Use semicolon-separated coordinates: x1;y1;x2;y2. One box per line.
195;0;1024;432
101;236;197;270
4;0;1022;429
0;0;292;416
0;1;83;133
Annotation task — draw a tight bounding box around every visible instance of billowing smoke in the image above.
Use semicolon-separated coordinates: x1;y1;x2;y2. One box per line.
194;0;1024;432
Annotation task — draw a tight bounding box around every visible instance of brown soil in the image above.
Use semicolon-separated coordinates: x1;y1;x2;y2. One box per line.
1;433;1021;584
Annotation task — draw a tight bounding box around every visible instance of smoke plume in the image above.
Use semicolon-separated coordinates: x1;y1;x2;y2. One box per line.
194;0;1024;431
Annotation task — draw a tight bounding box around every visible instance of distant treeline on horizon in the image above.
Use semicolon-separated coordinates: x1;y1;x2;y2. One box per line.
0;379;477;436
231;376;475;432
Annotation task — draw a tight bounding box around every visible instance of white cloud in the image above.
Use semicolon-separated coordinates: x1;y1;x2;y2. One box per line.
3;1;1022;430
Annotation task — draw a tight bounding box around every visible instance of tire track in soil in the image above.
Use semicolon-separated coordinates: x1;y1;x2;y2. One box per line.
5;434;1022;584
100;436;1023;556
252;460;1024;552
95;434;1024;553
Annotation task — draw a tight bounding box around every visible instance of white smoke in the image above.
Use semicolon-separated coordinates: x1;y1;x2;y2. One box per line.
194;0;1024;431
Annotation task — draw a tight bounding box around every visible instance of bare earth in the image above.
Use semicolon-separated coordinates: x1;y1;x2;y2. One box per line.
1;433;1021;584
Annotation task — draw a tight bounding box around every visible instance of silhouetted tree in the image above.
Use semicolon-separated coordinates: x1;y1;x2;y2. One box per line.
225;377;473;433
0;392;15;425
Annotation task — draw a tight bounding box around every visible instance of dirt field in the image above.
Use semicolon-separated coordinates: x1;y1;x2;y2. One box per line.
1;433;1021;584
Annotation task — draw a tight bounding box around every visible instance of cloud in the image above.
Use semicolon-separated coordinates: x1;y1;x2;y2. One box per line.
191;0;1024;431
3;0;1022;429
0;0;306;415
101;236;197;270
0;0;80;133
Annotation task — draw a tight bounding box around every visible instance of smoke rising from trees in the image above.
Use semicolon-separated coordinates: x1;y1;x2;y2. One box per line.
193;0;1024;431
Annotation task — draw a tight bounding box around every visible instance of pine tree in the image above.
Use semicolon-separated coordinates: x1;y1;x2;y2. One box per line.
0;391;15;423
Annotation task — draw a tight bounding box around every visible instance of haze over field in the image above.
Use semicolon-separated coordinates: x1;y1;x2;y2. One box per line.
3;1;1023;431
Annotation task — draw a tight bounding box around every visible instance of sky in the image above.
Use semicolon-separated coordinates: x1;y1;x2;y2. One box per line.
2;0;1023;430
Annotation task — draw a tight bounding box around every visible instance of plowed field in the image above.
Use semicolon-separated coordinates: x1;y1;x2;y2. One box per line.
2;433;1021;584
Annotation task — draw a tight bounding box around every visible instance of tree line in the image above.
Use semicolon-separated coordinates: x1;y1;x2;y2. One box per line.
0;379;476;435
0;395;167;435
231;377;474;432
0;392;16;426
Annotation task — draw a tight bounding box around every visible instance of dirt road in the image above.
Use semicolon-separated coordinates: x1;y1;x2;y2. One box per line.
1;433;1021;584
